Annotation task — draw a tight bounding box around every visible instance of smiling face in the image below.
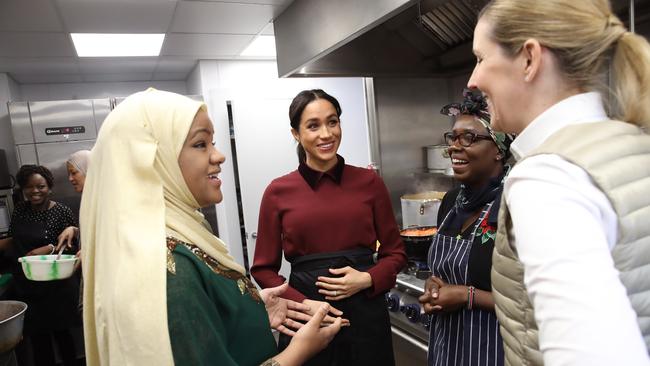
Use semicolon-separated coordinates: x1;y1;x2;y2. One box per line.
22;173;51;207
178;110;226;208
468;18;527;134
291;98;342;172
67;162;86;193
448;115;503;187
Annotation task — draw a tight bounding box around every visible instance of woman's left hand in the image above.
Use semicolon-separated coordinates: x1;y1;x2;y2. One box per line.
55;226;77;252
426;276;467;313
26;244;54;256
260;283;313;336
316;266;373;301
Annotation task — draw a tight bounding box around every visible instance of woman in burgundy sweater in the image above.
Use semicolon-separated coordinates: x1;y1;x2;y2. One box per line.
251;89;406;366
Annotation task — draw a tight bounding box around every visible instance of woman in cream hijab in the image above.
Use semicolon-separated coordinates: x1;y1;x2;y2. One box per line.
80;89;340;366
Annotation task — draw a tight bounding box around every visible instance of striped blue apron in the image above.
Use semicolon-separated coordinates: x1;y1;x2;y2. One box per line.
427;202;504;366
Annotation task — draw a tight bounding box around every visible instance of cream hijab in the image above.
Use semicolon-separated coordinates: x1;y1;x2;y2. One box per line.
67;150;91;176
80;88;245;366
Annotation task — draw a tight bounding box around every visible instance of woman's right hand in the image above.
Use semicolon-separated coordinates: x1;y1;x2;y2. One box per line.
0;237;13;252
26;244;54;256
274;304;342;366
302;299;350;326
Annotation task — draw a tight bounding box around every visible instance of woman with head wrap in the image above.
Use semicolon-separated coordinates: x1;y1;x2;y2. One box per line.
56;150;91;252
80;88;340;366
418;88;513;366
66;150;90;193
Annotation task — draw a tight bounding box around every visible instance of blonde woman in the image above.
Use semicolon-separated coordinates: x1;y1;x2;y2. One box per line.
468;1;650;365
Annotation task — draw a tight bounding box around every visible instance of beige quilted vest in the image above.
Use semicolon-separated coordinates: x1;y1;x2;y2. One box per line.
491;120;650;366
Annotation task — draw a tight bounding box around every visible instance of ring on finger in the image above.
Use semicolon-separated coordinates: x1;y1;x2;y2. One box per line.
334;290;338;297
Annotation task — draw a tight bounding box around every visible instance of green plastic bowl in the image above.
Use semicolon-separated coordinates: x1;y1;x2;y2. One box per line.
18;255;78;281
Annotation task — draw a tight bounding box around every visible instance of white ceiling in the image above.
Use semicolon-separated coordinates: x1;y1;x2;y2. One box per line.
0;0;292;84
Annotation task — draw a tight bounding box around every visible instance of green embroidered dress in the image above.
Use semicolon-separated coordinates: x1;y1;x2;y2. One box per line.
166;238;278;366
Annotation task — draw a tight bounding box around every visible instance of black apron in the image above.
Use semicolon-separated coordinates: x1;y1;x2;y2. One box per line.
278;248;395;366
11;215;81;335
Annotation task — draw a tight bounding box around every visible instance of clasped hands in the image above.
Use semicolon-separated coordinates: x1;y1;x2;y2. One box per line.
260;283;350;338
418;275;467;314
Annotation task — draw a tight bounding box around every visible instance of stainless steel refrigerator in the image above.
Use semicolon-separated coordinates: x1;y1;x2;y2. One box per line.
8;99;111;219
6;96;218;234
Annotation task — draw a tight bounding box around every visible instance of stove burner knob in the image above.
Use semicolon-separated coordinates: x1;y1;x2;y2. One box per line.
385;293;400;312
403;304;421;323
421;314;432;330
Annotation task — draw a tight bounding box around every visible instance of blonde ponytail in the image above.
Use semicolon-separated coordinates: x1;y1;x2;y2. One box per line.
480;0;650;130
612;31;650;129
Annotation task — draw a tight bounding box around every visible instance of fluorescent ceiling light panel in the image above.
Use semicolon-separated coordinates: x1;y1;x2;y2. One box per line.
71;33;165;57
240;36;276;57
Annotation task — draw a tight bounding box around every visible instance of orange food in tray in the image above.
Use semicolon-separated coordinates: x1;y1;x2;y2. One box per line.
400;227;438;237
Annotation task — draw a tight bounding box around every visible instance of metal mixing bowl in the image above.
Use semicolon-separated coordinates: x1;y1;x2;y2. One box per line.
0;301;27;353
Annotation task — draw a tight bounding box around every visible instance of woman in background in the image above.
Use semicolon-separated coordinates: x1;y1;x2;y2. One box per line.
67;150;90;194
80;88;340;366
469;0;650;364
252;89;406;366
419;89;511;366
0;164;81;366
57;149;91;252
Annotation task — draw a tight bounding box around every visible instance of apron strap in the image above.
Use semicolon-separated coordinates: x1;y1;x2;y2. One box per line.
468;201;494;238
290;247;374;273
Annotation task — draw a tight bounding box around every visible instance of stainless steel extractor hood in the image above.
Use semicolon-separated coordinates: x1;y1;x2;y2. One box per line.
274;0;488;77
275;0;650;78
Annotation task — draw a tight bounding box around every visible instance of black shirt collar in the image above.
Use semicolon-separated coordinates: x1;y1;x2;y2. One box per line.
298;155;345;189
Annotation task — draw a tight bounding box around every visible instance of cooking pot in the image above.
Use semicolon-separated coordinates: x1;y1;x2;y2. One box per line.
400;191;444;229
426;144;451;172
400;226;438;262
0;301;27;354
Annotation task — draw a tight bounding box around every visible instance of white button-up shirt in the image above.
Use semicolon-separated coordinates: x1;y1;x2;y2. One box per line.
505;92;650;365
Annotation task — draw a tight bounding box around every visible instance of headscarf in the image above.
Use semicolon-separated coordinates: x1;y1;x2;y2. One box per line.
440;88;515;159
67;150;91;176
80;88;245;366
439;89;514;233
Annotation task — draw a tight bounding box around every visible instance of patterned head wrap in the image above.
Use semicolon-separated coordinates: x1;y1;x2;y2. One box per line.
441;88;515;158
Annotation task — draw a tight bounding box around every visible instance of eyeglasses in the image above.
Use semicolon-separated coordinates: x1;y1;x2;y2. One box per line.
443;131;493;147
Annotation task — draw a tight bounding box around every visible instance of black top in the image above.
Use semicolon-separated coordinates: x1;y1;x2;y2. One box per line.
437;187;496;291
7;200;81;333
8;201;78;251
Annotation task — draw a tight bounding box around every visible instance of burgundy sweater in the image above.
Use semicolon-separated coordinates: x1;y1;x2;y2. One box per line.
251;157;406;302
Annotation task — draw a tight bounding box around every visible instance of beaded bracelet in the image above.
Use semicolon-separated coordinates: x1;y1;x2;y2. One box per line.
467;286;475;310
